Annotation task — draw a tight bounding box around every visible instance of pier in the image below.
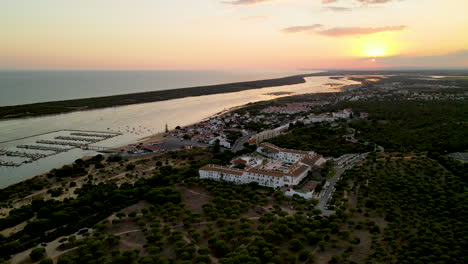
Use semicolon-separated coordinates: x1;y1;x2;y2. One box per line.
0;161;21;167
70;132;115;138
17;145;71;152
0;150;48;160
36;140;88;148
55;136;99;142
0;129;122;167
81;145;112;151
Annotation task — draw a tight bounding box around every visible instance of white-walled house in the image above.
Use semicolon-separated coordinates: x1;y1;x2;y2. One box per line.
199;163;310;188
303;113;337;124
248;125;289;144
257;142;313;163
332;109;353;119
199;143;326;189
284;188;315;200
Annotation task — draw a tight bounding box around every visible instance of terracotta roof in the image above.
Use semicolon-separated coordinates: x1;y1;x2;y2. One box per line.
246;167;284;177
260;142;282;153
200;165;244;176
301;155;322;167
281;148;309;155
287;165;309;177
260;142;310;156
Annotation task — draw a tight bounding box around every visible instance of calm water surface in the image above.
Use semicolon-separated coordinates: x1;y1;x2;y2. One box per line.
0;76;359;187
0;70;309;106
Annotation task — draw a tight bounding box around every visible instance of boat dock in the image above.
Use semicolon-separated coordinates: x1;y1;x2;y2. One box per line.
37;140;88;148
0;150;48;160
70;132;115;138
55;136;99;142
17;145;71;152
0;161;21;167
0;129;122;167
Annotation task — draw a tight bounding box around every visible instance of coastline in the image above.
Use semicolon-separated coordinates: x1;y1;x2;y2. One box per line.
0;85;345;192
0;73;364;192
2;69;467;121
0;74;317;120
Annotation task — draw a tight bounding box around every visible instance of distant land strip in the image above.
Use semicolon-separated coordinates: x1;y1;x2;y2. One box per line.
0;73;320;120
1;69;466;120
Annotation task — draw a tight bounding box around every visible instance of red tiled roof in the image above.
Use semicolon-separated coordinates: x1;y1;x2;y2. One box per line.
200;165;244;176
301;155;322;167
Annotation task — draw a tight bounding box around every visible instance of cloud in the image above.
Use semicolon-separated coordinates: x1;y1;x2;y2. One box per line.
357;0;393;4
224;0;272;5
377;50;468;66
323;6;352;11
282;24;324;33
322;0;338;3
318;25;406;36
282;24;406;37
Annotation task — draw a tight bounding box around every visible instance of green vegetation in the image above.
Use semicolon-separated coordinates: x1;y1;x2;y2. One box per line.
340;99;468;153
0;146;358;264
267;123;373;157
29;247;46;261
49;178;352;264
2;83;468;263
335;156;468;263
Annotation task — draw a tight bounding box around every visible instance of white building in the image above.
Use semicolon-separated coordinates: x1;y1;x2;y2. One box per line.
332;109;353;119
248;125;289;144
199;163;310;188
257;142;323;164
284;188;315;200
303;113;337;124
199;143;326;188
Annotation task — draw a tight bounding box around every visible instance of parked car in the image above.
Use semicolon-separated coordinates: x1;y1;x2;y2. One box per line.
77;228;89;235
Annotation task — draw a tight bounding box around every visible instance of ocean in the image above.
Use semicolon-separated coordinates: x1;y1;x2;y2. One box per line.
0;70;309;106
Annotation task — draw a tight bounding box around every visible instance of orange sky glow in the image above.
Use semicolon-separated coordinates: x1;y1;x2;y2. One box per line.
1;0;468;70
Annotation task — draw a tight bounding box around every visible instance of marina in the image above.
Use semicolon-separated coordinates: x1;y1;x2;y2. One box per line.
55;136;100;142
36;140;89;148
0;161;22;167
0;129;121;168
70;132;115;138
17;145;71;152
0;150;48;160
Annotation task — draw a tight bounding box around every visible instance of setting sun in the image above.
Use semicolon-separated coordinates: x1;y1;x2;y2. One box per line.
352;35;399;58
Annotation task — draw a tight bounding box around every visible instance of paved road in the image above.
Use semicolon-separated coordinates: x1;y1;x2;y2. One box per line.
316;153;368;214
316;167;346;214
231;135;251;152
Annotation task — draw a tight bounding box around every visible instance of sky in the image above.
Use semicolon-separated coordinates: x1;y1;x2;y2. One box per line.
1;0;468;70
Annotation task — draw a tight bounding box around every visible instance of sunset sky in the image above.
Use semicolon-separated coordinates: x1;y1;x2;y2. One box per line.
2;0;468;70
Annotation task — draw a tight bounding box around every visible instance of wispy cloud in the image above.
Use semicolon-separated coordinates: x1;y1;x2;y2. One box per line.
282;24;324;33
282;25;406;37
322;0;338;3
323;6;352;12
357;0;393;4
224;0;272;5
319;25;406;36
